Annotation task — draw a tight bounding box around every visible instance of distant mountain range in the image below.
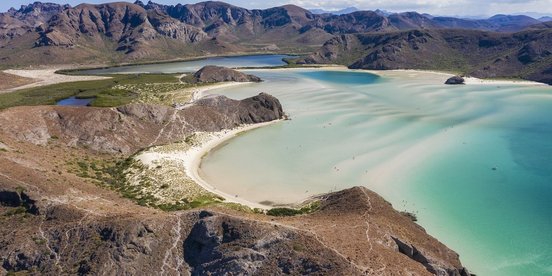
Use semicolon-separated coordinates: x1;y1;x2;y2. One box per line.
309;7;359;15
0;0;550;76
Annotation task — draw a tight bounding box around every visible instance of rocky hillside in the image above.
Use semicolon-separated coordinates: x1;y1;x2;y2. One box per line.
0;93;284;154
188;65;262;83
0;1;546;67
298;28;552;84
0;184;471;275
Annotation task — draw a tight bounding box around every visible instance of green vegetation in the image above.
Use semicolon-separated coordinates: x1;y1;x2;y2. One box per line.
267;208;303;216
400;211;418;222
6;270;30;276
68;153;223;212
0;73;196;110
267;201;320;217
292;243;305;252
32;237;47;245
3;206;27;217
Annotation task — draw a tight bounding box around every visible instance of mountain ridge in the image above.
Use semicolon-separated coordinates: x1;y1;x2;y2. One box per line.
296;28;552;85
0;1;548;67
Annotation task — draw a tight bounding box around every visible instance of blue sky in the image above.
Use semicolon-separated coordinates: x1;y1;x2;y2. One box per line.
3;0;552;17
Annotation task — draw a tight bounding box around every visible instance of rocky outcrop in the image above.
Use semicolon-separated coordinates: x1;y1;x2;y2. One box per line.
189;66;262;83
194;93;284;124
392;237;472;276
445;76;465;85
0;93;284;154
0;189;39;215
183;211;358;275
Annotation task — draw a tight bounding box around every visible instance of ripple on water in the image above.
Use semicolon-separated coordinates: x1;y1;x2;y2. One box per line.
200;68;552;276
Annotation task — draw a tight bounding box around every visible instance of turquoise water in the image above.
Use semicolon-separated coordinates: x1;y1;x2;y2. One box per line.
197;68;552;276
79;55;293;74
84;52;552;275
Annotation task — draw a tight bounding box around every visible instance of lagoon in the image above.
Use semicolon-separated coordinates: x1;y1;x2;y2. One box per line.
78;54;293;74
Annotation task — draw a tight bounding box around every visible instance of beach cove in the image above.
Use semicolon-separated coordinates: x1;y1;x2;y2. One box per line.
78;55;552;276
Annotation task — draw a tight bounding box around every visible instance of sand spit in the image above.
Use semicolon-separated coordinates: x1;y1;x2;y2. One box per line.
1;69;110;93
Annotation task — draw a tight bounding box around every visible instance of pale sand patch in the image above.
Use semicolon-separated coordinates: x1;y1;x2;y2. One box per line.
186;121;281;210
367;69;547;86
190;81;254;102
1;69;110;93
463;77;547;86
136;120;282;209
0;141;10;151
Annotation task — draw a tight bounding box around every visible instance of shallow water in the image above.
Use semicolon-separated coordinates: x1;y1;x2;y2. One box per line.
79;54;293;74
56;96;93;106
197;68;552;276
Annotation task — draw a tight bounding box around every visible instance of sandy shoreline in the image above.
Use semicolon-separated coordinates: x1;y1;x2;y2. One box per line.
2;64;545;96
184;121;282;209
190;81;254;102
136;121;281;210
1;69;110;93
249;66;548;86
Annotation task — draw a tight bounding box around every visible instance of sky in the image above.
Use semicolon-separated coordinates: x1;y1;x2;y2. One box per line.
2;0;552;18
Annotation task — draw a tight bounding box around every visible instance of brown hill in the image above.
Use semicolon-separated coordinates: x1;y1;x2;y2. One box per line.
188;65;262;83
0;93;283;154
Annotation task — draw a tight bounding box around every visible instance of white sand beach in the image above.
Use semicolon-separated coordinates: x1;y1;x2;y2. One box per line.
185;121;282;209
136;120;281;210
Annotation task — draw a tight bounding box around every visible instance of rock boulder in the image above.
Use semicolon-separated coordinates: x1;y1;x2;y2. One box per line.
445;76;465;85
